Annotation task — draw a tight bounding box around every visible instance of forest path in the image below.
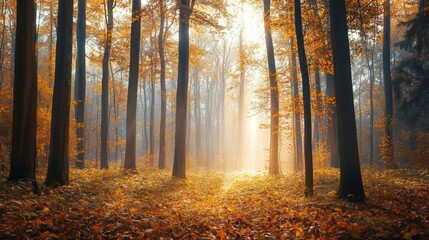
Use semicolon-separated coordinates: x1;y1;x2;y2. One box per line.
220;170;266;193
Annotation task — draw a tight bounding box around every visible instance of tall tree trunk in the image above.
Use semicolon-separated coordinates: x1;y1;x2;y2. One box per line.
172;0;193;179
326;74;339;168
140;77;148;155
149;68;155;166
8;0;37;181
124;0;141;170
383;0;396;169
46;0;73;186
263;0;280;175
291;38;303;172
313;67;321;146
113;71;119;162
238;28;245;170
100;0;113;169
329;0;365;201
193;67;201;165
294;0;313;196
74;0;86;169
368;55;374;166
158;0;167;169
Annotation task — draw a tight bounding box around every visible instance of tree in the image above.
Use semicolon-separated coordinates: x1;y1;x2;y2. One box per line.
46;0;74;186
290;38;303;173
172;0;195;179
294;0;313;196
329;0;365;201
158;0;167;169
101;0;114;169
393;0;429;147
263;0;280;175
326;74;339;168
124;0;142;170
8;0;37;181
74;0;86;169
381;0;396;169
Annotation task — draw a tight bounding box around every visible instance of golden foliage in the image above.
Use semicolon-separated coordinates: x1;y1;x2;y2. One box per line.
0;168;428;238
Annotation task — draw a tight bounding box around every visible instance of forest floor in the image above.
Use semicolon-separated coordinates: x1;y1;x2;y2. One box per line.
0;167;429;239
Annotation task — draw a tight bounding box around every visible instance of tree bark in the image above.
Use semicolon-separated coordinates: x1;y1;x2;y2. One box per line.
172;0;193;179
193;67;202;165
46;0;73;186
101;0;113;169
8;0;37;181
329;0;365;201
383;0;396;168
124;0;141;170
294;0;313;196
263;0;280;175
326;74;339;168
74;0;86;169
158;0;167;169
238;28;245;170
290;38;303;173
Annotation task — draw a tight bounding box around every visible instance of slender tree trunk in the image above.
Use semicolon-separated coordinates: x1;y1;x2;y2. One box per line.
326;74;340;168
113;73;119;162
172;0;193;179
295;0;313;196
368;55;374;166
326;74;339;167
193;68;201;165
383;0;396;169
158;0;167;169
263;0;280;175
8;0;37;181
313;67;321;146
124;0;141;170
46;0;73;186
141;77;149;155
74;0;86;169
329;0;365;201
149;69;155;166
238;28;245;170
101;0;113;169
291;38;303;172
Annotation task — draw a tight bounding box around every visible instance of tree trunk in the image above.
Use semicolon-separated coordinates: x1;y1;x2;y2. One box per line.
263;0;280;175
193;67;202;165
74;0;86;169
294;0;313;196
326;74;339;168
172;0;192;179
46;0;73;186
158;0;167;169
140;76;148;155
8;0;37;181
329;0;365;201
101;0;113;169
313;67;321;146
124;0;141;170
368;55;374;166
149;68;155;167
383;0;396;169
238;28;245;170
291;38;303;172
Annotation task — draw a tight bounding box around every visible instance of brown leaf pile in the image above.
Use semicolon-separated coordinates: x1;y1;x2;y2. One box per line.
0;168;428;239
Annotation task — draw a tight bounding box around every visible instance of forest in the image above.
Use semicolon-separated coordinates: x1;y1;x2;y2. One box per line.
0;0;428;239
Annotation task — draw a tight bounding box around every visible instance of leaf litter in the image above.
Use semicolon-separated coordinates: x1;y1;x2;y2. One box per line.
0;168;428;239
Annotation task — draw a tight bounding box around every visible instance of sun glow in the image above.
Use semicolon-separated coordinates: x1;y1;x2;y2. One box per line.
240;3;265;44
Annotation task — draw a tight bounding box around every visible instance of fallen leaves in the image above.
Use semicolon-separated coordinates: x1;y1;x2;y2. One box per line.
0;168;428;239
